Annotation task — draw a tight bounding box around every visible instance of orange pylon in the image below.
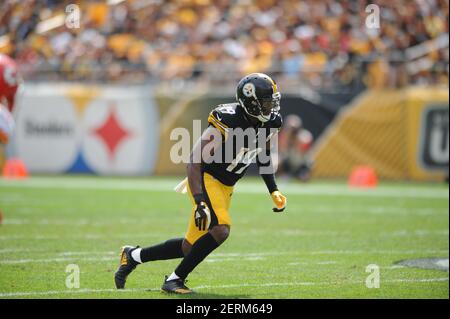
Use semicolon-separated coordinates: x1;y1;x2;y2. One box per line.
348;165;378;188
2;158;28;179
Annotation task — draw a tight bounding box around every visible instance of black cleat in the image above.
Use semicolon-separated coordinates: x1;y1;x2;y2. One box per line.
114;245;139;289
161;276;194;294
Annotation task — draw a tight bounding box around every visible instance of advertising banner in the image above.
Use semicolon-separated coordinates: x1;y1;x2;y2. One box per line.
13;84;159;175
312;87;449;181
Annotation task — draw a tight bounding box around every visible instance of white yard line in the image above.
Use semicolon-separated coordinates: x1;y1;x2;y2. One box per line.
0;288;152;298
310;249;449;255
0;233;167;240
0;256;117;264
58;251;115;256
0;250;115;256
386;278;449;283
0;178;447;199
382;265;406;269
194;277;450;290
1;249;448;264
1;218;171;226
0;228;448;241
0;278;448;298
205;256;266;263
0;231;347;240
0;252;279;265
0;248;41;253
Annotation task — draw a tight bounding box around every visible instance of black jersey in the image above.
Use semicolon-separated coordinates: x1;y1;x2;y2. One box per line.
203;103;282;186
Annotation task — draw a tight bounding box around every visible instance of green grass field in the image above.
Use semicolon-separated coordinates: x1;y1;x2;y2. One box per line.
0;176;448;299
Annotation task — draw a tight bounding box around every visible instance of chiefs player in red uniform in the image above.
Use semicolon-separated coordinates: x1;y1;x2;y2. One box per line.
0;53;20;113
0;54;21;171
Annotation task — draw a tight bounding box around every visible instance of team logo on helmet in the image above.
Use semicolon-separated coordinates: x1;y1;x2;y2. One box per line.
242;83;256;98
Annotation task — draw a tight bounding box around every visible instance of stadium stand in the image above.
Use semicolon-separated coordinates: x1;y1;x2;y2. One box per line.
0;0;448;90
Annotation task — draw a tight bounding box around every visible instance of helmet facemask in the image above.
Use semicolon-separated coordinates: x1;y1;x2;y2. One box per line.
239;91;281;123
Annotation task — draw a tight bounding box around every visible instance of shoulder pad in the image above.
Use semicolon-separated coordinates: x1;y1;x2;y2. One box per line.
208;103;240;134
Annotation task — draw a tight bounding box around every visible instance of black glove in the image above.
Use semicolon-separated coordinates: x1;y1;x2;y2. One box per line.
195;201;211;231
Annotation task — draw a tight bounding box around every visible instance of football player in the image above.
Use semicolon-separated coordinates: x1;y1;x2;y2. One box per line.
115;73;287;294
0;54;20;113
0;54;20;168
278;114;314;182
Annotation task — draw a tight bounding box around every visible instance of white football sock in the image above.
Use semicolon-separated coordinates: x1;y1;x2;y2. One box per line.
131;248;142;263
167;272;180;281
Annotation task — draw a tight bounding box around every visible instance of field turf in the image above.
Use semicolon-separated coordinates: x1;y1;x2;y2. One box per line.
0;176;448;299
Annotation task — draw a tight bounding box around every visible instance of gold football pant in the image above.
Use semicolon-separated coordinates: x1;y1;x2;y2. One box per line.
185;172;233;245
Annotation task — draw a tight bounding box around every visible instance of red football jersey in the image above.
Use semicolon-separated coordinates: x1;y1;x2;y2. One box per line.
0;54;20;112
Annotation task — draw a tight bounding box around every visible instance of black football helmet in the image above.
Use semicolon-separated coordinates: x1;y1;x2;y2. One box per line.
236;73;281;123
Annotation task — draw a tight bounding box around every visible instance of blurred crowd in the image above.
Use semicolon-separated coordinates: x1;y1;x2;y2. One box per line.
0;0;448;90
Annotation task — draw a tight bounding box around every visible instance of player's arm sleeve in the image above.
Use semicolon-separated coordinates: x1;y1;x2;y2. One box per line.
261;173;279;194
187;126;223;201
257;130;280;193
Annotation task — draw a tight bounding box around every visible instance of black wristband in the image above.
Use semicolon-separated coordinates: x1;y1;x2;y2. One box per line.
261;174;278;194
193;194;206;204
